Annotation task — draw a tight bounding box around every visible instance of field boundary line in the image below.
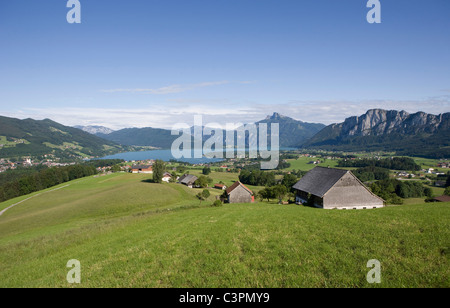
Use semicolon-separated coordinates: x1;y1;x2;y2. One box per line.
0;184;71;217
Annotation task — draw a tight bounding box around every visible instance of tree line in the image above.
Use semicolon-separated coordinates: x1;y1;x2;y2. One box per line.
338;157;420;171
352;166;390;182
0;164;97;203
239;170;276;187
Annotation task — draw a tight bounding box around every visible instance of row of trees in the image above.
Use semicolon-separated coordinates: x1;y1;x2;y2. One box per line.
0;165;97;203
239;170;276;187
338;157;420;171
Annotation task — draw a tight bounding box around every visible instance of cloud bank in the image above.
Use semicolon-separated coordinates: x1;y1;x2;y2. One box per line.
2;96;449;130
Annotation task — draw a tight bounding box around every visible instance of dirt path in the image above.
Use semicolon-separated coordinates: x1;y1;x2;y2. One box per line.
0;184;70;217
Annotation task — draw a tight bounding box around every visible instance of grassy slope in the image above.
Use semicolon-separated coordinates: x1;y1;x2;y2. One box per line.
0;173;449;288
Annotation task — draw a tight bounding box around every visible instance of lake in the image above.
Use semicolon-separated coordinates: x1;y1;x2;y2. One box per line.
99;147;296;164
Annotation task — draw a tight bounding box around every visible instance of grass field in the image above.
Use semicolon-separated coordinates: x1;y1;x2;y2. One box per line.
0;173;449;288
283;156;340;171
0;135;30;148
413;157;449;173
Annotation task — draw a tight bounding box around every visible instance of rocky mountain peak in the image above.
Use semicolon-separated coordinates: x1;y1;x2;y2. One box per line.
266;112;287;120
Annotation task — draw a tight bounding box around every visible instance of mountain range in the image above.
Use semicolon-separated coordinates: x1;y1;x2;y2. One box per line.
0;116;126;159
303;109;450;158
96;112;325;150
1;109;449;159
97;127;180;149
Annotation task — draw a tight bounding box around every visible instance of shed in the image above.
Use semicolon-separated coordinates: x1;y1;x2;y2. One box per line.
214;184;227;190
292;167;385;209
226;181;254;203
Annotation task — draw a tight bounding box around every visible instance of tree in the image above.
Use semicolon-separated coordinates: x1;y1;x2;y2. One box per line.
272;185;288;204
424;187;433;198
197;189;210;205
176;165;186;174
287;192;295;203
194;175;212;188
281;173;298;192
111;165;121;173
258;187;276;202
444;186;450;196
202;167;211;175
152;160;165;184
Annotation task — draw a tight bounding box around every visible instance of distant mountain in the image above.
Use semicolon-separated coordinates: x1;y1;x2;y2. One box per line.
303;109;450;158
257;112;325;148
74;125;114;136
98;127;178;149
98;113;325;149
0;116;125;159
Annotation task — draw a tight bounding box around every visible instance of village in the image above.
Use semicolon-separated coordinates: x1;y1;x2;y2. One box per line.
0;156;78;173
86;153;450;208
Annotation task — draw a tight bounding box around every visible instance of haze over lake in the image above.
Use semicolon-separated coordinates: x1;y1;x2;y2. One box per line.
100;149;224;164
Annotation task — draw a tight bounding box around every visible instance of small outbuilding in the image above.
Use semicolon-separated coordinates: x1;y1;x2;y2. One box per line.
292;167;385;210
131;165;153;174
226;181;254;204
178;174;198;188
214;184;227;190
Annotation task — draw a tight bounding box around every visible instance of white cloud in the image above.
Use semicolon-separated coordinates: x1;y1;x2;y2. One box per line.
5;106;258;130
100;80;253;95
2;96;448;130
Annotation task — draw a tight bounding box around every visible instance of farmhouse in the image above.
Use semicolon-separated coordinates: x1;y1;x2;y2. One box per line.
162;172;173;183
178;174;198;188
131;165;153;174
292;167;385;210
226;181;254;204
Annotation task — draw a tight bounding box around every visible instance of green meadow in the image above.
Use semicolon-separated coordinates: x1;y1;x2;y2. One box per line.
0;172;449;288
283;156;340;171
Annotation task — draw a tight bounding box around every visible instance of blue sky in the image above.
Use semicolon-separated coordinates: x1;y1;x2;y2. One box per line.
0;0;449;129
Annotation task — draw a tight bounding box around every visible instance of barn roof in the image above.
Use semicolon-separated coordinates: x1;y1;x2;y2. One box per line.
179;174;198;185
434;195;450;202
292;167;349;198
132;165;152;170
226;181;253;195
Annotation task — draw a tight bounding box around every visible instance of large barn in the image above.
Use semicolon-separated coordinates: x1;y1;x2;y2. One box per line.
292;167;385;209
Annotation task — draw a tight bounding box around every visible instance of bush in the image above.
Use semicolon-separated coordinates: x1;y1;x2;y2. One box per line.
212;200;223;207
389;194;404;205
